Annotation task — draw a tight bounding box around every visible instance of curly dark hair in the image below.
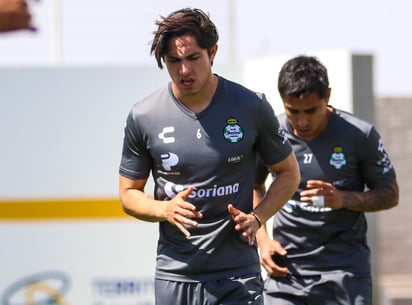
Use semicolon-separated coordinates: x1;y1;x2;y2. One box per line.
150;8;219;69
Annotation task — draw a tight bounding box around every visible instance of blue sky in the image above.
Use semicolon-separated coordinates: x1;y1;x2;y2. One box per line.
0;0;410;97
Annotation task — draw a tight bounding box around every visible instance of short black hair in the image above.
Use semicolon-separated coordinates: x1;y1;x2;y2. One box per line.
278;55;330;99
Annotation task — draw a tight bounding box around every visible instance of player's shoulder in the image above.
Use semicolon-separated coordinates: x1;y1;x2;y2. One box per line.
217;75;265;101
277;112;288;127
133;85;170;109
333;108;374;133
126;85;171;121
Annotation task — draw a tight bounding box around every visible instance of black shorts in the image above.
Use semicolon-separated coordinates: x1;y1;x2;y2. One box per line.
264;272;372;305
155;273;264;305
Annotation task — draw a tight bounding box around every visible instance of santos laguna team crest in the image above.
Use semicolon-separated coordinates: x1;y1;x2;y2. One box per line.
223;117;244;143
329;146;347;169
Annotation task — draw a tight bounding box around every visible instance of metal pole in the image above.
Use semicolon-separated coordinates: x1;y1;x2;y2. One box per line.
228;0;236;65
49;0;63;65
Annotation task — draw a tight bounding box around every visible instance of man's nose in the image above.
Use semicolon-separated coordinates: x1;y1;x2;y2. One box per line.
179;60;191;75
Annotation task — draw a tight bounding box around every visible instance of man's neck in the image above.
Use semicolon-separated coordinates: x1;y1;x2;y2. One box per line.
173;74;218;113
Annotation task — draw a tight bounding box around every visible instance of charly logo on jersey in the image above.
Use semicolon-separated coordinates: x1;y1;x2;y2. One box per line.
223;117;244;143
158;126;175;144
329;146;347;169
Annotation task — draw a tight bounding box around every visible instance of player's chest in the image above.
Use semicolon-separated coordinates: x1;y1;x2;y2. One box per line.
147;117;255;169
293;141;356;172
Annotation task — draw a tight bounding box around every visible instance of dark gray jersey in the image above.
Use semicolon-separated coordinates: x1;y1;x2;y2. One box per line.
256;107;396;276
120;76;292;282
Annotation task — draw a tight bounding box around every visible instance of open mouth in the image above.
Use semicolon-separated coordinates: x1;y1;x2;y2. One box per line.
181;78;194;89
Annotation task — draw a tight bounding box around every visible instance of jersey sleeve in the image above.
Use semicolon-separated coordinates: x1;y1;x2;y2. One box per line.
254;154;270;185
359;126;396;189
254;94;292;166
119;109;152;179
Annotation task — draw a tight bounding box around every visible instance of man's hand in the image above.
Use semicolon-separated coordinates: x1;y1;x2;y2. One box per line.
300;179;343;209
228;204;261;246
0;0;36;33
165;186;203;237
258;238;289;277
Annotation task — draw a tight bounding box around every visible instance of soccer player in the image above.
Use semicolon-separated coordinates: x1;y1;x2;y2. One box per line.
255;55;399;305
118;8;300;305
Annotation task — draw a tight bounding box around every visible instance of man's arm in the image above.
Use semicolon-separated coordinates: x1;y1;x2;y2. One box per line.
300;179;399;212
119;175;202;236
341;180;399;211
253;171;293;277
252;151;300;223
229;151;300;246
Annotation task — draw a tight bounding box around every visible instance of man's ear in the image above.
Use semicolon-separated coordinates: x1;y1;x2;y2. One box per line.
325;88;332;104
210;44;218;66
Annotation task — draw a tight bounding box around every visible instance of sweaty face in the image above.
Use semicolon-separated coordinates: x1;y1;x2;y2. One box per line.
283;91;331;141
164;34;217;102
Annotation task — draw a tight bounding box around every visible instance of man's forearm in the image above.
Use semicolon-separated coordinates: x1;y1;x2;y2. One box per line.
342;181;399;212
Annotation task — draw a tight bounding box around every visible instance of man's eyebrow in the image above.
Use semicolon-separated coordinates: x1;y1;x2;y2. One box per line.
286;106;318;113
303;106;318;112
166;51;202;60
